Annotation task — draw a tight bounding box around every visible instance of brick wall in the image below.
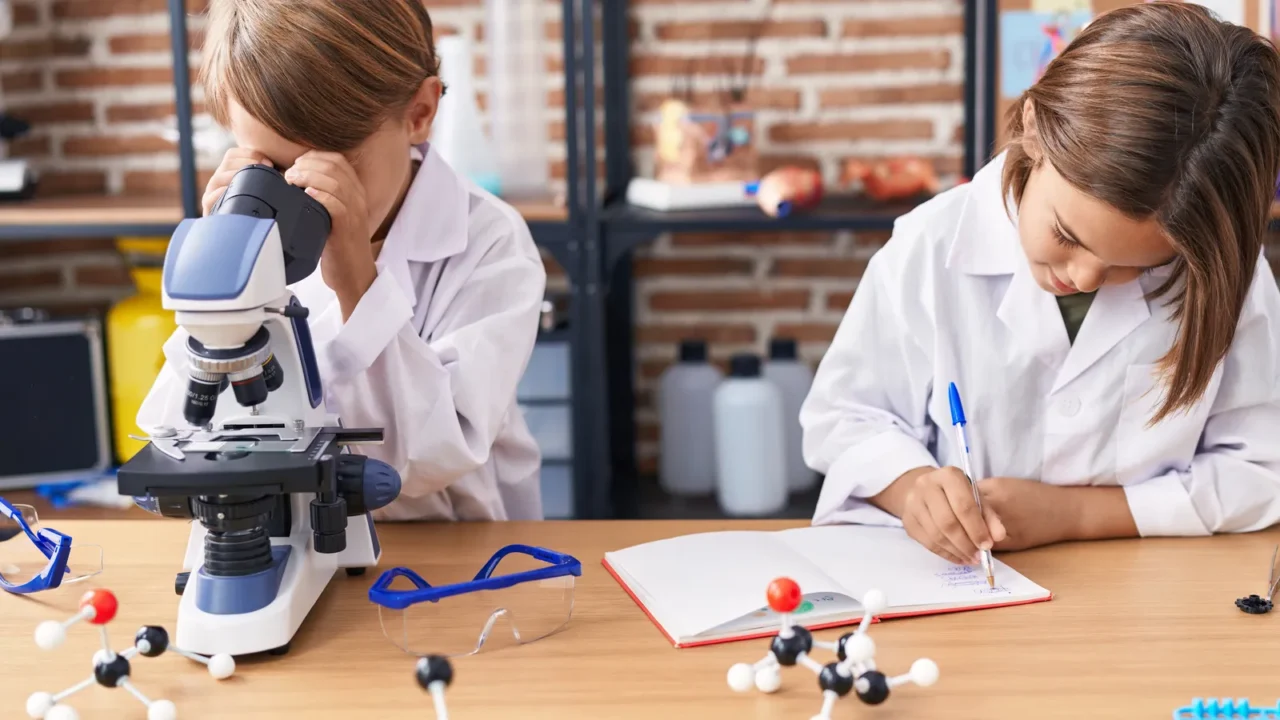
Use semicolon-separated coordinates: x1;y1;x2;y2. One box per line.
0;0;568;311
627;0;966;475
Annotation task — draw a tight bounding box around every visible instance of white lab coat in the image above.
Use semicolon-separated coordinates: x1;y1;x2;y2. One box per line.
802;152;1280;536
137;143;547;521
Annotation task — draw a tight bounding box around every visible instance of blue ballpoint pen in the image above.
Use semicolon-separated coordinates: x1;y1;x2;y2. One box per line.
947;382;995;588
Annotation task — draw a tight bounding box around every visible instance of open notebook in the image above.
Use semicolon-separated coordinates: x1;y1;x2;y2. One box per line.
602;525;1052;648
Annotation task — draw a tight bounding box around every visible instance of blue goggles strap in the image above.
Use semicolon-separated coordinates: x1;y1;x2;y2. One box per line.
369;544;582;611
0;526;72;594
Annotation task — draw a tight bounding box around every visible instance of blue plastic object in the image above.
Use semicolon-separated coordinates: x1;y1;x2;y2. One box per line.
163;215;275;301
361;457;401;512
948;382;967;426
1172;698;1280;719
195;546;291;615
368;545;582;611
0;496;73;594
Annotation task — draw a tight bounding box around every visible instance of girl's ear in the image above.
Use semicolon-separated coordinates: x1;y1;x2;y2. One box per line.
406;77;443;144
1021;98;1043;163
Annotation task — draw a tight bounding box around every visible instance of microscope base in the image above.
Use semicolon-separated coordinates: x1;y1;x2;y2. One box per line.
173;510;380;657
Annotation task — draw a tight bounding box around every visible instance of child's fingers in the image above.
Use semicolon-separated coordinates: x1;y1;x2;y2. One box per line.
285;165;341;196
293;151;360;188
906;506;970;566
939;469;994;551
201;186;227;216
982;505;1007;543
923;487;981;562
303;186;349;223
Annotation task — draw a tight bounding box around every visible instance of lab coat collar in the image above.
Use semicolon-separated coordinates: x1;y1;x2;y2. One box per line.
946;152;1021;277
377;142;471;303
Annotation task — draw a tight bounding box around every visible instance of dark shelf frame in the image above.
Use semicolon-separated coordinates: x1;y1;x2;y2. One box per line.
587;0;997;517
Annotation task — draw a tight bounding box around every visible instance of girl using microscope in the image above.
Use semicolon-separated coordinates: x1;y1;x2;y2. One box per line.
801;3;1280;565
137;0;546;522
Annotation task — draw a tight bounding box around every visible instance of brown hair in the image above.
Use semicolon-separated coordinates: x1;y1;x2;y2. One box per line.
201;0;444;152
1002;2;1280;423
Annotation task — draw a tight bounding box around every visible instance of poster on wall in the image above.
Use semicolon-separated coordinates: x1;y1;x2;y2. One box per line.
999;10;1092;99
1031;0;1090;11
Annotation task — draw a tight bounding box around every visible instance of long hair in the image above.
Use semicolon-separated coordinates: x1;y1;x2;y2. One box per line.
1002;2;1280;423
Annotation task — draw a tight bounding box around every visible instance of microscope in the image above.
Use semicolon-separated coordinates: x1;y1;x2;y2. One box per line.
117;165;402;658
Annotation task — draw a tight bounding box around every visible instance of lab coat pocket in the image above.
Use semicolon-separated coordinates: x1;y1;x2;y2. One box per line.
1116;363;1208;482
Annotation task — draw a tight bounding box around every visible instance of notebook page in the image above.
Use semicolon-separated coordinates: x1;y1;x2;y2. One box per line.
776;525;1049;610
604;530;849;638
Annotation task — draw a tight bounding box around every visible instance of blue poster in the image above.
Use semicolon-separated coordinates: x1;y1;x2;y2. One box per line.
1000;10;1092;99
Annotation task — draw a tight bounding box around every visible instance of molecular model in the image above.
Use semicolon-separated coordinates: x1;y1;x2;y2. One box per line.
26;589;236;720
415;655;454;720
727;578;938;720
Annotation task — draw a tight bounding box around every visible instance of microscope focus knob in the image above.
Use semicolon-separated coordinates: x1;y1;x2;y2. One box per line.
311;496;348;554
335;455;402;516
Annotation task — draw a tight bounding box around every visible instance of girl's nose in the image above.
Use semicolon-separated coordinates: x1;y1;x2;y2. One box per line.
1070;261;1107;293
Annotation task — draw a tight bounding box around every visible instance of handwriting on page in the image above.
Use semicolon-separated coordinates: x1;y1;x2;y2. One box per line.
935;566;1012;595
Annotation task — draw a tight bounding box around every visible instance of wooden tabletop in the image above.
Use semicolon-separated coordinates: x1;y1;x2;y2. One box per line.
1;519;1277;719
0;193;568;226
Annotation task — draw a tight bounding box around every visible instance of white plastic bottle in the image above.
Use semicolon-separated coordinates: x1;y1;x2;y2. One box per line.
714;353;787;516
658;340;721;496
483;0;550;198
764;338;816;493
431;35;502;196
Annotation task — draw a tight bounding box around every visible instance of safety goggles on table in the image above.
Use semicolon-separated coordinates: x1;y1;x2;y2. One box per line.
0;496;102;594
369;544;582;657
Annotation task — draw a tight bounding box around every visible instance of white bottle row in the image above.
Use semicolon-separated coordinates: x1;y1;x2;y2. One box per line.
657;339;816;516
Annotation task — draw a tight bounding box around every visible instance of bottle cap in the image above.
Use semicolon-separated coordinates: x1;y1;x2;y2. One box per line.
729;353;761;378
769;338;797;360
678;340;707;363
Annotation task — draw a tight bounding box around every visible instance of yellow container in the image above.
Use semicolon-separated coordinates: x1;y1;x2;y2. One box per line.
107;238;175;463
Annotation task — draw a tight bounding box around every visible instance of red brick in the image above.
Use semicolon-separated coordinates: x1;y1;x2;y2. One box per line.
637;455;658;475
109;30;204;54
53;0;167;18
550;159;606;182
12;2;39;26
855;230;892;248
654;19;826;41
6;102;94;124
122;170;216;195
9;136;51;158
636;324;758;344
787;50;951;74
772;258;867;278
0;238;115;258
549;121;604;144
637;422;660;443
772;323;840;343
106;101;207;123
671;231;834;247
74;265;132;287
632;257;754;277
635;88;802;113
62;135;173;157
769;120;934;143
826;291;854;311
56;67;178;89
34;171;108;196
631;124;655;147
820;84;963;108
633;0;748;3
632;55;766;77
0;36;91;60
0;269;62;291
3;70;44;92
649;289;810;312
758;154;822;175
841;16;964;37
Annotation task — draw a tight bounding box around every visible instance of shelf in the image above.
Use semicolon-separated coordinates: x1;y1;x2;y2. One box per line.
602;193;922;237
0;194;572;242
634;480;821;520
0;195;182;239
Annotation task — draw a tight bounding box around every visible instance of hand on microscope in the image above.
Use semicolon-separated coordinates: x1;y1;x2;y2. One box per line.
202;147;274;216
284;150;378;320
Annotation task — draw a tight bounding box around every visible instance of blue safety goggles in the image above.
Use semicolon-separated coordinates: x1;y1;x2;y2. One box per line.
0;496;102;594
369;544;582;657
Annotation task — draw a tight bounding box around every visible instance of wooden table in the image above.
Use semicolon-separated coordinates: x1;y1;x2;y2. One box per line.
2;520;1277;719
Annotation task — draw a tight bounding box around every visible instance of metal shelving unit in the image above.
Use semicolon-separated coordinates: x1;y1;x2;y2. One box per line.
582;0;999;516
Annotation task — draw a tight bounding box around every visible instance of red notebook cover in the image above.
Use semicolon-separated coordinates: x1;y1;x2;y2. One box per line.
602;557;1053;649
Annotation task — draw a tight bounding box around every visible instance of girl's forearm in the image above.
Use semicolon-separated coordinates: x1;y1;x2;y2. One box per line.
1058;485;1140;541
